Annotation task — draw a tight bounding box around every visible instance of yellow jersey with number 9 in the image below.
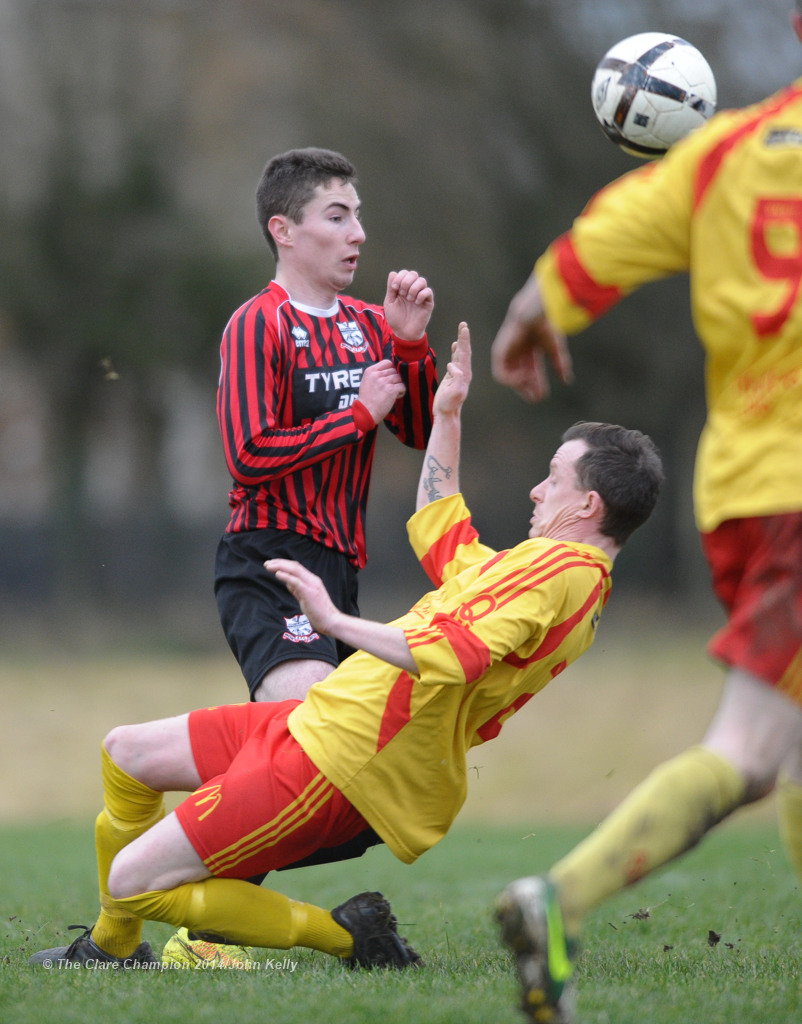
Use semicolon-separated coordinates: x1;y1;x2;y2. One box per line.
536;80;802;532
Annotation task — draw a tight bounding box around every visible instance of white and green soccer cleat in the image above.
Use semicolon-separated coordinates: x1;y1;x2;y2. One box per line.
495;876;577;1024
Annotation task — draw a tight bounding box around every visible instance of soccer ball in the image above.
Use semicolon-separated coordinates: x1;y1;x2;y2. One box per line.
591;32;717;158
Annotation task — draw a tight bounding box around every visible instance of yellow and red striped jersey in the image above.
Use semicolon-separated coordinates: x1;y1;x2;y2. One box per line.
535;80;802;532
289;493;612;863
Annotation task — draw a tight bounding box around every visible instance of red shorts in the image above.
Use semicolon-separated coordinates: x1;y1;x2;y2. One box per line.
174;700;368;878
701;512;802;705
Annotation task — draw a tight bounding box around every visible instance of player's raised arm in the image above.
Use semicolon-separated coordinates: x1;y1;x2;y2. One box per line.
416;322;472;511
490;275;573;402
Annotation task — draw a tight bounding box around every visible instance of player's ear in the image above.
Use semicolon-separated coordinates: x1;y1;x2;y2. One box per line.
269;214;293;250
792;12;802;44
582;490;604;519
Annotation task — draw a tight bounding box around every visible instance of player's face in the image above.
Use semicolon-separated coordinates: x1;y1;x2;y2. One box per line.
528;439;592;540
290;179;366;300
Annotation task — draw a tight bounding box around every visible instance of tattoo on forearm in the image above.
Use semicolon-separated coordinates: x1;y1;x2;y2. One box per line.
423;455;453;501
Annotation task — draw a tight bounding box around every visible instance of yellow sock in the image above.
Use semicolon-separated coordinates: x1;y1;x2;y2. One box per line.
115;878;354;958
551;746;745;936
91;745;165;957
777;775;802;886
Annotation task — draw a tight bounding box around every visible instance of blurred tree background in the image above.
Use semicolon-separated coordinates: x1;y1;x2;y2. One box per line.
0;0;798;653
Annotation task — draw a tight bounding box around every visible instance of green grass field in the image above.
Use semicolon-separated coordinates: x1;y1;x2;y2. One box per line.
1;631;800;1023
2;819;800;1024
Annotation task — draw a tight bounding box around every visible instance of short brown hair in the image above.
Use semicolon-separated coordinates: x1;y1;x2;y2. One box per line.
255;147;357;259
562;421;664;546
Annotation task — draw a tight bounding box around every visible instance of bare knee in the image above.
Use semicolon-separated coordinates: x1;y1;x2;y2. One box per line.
107;814;209;898
107;846;141;900
103;714;197;792
106;829;167;899
103;724;140;776
103;722;159;782
107;845;164;901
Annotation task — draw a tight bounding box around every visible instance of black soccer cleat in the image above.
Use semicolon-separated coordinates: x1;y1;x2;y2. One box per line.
28;924;161;969
331;891;421;969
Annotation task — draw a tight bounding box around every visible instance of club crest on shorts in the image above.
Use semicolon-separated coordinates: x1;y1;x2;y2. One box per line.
282;614;320;643
337;321;367;353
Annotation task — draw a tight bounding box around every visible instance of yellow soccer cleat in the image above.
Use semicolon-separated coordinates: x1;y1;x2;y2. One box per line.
161;928;256;970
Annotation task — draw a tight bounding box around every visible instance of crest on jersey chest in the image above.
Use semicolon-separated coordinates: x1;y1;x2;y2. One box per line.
337;320;368;353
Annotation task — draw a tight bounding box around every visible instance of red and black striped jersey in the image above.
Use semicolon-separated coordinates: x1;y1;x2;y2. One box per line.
217;281;438;567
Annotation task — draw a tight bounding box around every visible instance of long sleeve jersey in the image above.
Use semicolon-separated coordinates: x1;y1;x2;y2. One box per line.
289;493;612;863
535;80;802;532
217;282;438;567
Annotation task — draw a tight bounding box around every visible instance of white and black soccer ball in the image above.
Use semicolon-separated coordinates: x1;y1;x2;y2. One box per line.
591;32;717;158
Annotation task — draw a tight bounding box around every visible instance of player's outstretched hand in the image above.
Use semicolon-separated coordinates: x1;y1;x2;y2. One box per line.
384;269;435;341
491;275;573;401
265;559;340;635
434;322;472;416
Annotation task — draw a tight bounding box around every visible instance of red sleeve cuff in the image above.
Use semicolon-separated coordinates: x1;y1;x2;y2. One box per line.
351;399;376;432
391;333;429;361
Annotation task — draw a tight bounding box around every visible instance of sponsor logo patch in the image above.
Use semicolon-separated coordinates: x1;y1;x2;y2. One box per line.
292;326;310;348
766;128;802;148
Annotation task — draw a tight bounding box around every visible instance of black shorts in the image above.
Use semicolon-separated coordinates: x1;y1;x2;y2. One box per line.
215;529;359;698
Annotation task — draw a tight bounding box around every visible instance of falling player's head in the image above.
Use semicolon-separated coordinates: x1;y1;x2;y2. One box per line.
559;422;664;546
